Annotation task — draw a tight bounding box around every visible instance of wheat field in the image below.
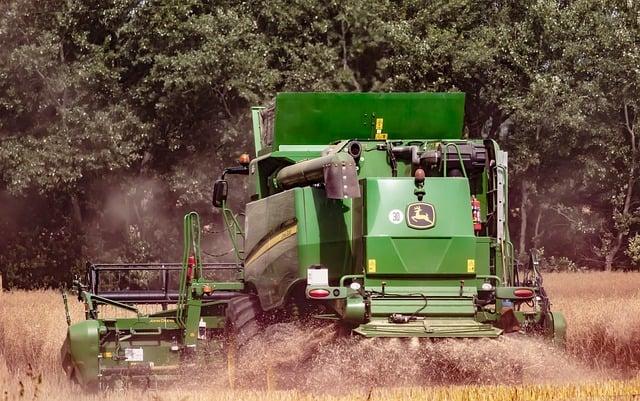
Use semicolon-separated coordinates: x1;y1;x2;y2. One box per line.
1;272;640;400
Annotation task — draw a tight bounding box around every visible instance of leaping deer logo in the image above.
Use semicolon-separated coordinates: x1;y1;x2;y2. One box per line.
407;203;435;229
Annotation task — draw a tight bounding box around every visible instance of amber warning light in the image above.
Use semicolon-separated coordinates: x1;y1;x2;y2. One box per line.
238;153;251;166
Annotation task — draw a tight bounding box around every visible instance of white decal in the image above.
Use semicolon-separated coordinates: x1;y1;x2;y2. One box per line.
307;268;329;286
388;209;404;225
125;348;144;362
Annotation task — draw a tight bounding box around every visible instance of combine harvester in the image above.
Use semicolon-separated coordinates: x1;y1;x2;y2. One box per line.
61;92;565;388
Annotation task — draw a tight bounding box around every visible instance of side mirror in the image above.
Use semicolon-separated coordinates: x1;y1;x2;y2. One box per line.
212;180;228;208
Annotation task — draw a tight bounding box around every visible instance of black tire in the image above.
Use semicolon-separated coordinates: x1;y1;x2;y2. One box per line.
225;294;261;347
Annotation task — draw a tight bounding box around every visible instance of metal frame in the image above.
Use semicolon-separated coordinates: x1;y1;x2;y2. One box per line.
86;262;241;306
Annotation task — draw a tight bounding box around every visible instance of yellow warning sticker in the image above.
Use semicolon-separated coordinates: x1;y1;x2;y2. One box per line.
368;259;377;273
375;118;384;130
375;132;388;140
467;259;476;273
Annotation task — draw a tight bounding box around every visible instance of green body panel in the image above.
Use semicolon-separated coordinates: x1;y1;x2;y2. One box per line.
474;238;491;276
62;320;100;386
97;325;182;376
295;188;354;281
354;318;503;338
370;296;476;317
271;92;465;149
243;137;509;319
62;310;230;387
363;178;476;279
550;312;567;346
244;186;356;310
244;189;299;309
251;106;265;155
184;300;203;347
244;176;492;311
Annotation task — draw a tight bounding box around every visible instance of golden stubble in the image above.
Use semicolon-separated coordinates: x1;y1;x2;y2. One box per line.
1;272;640;400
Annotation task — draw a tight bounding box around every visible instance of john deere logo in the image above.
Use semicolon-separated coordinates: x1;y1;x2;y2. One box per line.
406;202;436;229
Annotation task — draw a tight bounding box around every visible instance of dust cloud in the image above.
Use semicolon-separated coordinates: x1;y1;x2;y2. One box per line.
220;322;605;394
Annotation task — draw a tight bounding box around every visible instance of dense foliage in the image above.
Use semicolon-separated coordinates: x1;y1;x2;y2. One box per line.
1;0;639;288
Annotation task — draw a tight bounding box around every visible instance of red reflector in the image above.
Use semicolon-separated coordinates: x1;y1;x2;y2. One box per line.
514;288;534;298
308;289;330;298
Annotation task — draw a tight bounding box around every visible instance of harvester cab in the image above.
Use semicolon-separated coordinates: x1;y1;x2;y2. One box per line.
215;92;566;342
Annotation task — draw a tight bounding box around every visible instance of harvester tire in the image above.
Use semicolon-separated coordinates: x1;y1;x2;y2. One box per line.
225;294;261;347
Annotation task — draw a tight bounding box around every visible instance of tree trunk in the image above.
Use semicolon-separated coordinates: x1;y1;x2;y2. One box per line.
340;19;361;91
70;194;83;227
603;103;638;271
532;208;544;249
605;252;615;272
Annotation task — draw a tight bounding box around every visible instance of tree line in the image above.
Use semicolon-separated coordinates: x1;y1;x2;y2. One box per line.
1;0;639;288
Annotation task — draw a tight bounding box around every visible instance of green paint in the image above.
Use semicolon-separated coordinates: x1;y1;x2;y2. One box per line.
354;318;502;338
295;187;354;280
61;212;243;388
61;320;100;387
271;92;465;149
362;178;476;280
65;92;565;388
237;93;563;340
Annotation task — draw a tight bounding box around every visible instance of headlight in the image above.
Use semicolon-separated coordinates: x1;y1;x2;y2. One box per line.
481;282;493;291
349;282;362;291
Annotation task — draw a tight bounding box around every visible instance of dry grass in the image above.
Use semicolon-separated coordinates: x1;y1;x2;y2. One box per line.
545;272;640;373
1;273;640;400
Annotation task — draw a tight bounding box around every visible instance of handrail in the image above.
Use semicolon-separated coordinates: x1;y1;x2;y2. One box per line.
221;199;245;264
442;142;468;178
177;212;203;328
89;263;239;268
495;164;510;284
339;274;364;287
476;275;503;285
85;262;241;306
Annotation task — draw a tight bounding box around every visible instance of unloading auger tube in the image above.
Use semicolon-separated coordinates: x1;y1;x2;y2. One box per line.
274;152;361;199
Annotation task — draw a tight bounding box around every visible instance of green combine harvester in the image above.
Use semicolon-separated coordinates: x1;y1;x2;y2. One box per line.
61;92;565;389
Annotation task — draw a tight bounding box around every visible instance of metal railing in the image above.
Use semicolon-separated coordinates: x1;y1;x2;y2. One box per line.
86;262;241;306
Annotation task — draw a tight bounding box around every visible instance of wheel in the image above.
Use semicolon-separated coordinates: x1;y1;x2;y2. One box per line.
224;295;262;388
225;294;261;347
